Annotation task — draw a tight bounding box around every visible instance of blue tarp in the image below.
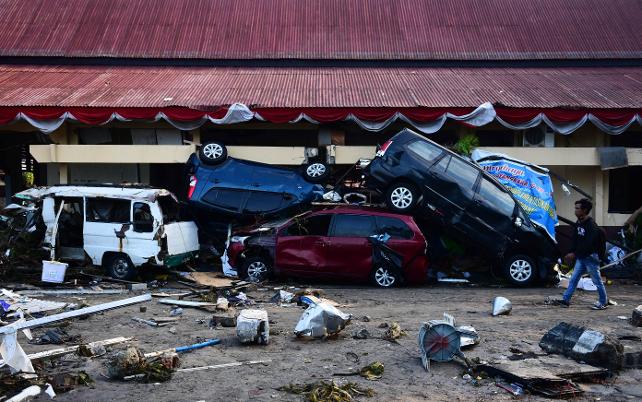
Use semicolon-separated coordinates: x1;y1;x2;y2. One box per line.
473;151;558;241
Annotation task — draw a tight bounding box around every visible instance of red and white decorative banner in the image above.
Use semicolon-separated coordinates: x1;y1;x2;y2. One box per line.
0;103;640;135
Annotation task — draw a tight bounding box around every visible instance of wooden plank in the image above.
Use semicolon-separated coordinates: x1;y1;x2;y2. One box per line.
177;359;271;373
0;294;152;334
157;299;215;308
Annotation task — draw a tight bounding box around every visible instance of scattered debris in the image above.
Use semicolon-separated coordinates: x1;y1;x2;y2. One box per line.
210;315;237;328
5;385;47;402
127;283;148;291
345;352;360;363
352;328;370;340
492;297;512;316
360;315;371;322
418;313;473;371
108;346;174;382
236;309;269;345
132;317;165;327
270;290;294;304
28;327;80;345
170;307;183;316
539;322;624;370
495;381;524;396
0;337;131;366
294;301;351;338
458;325;480;348
215;297;229;311
17;288;127;296
278;380;374;402
632;305;642;327
359;361;384;380
1;288;67;316
382;322;406;342
0;293;151;335
143;339;220;359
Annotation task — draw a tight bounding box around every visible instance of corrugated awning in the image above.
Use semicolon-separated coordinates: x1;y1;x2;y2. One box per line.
0;65;640;135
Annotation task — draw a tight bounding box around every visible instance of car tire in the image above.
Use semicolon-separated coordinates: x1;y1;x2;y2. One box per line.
385;182;419;213
239;256;271;282
105;254;137;280
503;254;536;286
199;141;228;165
302;161;330;183
370;265;400;288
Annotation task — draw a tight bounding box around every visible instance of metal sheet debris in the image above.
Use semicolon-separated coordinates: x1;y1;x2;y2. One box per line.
294;302;351;338
492;297;512;316
236;309;269;344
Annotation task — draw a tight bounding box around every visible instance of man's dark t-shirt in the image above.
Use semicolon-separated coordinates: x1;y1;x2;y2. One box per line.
570;217;599;258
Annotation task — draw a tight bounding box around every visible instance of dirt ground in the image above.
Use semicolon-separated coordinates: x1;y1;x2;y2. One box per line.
8;281;642;402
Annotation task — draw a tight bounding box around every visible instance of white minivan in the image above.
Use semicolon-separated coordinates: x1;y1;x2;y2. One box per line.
14;185;200;279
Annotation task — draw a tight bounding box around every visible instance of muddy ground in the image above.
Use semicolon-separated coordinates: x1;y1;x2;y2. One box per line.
7;281;642;402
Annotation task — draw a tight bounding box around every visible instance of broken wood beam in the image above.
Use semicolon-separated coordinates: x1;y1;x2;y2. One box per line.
0;337;132;366
177;359;271;373
0;294;152;335
157;299;216;308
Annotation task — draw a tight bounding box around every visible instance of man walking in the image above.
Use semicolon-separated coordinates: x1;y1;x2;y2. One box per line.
554;199;608;310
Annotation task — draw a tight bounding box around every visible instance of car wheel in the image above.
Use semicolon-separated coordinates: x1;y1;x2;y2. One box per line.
106;254;137;280
370;266;400;288
385;182;418;213
239;256;271;282
303;161;330;183
503;254;536;286
199;141;228;165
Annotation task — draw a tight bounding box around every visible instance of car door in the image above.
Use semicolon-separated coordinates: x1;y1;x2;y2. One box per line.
125;201;161;261
375;215;421;266
427;153;481;237
83;197;132;266
325;214;378;280
468;176;518;254
404;139;446;210
275;214;332;278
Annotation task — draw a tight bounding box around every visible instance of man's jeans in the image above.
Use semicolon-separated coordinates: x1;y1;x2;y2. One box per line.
563;253;608;306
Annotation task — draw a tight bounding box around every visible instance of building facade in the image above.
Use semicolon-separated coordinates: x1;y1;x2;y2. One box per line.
0;0;641;231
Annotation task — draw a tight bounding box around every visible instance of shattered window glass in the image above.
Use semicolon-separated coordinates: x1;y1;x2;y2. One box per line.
332;214;376;237
158;195;179;223
86;198;131;223
376;216;414;239
133;202;154;232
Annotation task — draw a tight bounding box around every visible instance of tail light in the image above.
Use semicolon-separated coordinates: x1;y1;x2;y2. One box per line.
188;175;197;199
376;140;393;157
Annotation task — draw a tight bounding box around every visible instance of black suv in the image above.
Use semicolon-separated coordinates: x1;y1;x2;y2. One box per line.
364;128;559;286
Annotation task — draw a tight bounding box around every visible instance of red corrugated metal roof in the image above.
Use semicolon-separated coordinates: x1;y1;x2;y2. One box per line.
0;0;641;60
0;65;640;109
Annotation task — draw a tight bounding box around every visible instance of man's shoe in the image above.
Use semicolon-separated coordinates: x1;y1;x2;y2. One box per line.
552;299;570;307
591;302;607;310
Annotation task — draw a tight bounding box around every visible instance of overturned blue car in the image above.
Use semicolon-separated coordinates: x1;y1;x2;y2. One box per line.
185;141;325;241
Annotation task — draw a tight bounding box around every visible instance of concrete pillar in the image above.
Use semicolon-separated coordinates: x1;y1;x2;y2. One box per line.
58;163;69;184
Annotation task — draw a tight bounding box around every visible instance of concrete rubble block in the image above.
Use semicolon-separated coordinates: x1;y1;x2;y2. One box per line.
236;309;269;345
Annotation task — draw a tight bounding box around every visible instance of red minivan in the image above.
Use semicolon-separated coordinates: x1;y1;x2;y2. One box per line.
226;207;429;287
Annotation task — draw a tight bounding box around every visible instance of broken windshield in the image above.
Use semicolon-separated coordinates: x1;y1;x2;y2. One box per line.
158;195;180;223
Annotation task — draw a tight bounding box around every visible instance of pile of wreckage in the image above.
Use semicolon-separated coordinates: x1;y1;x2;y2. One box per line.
1;275;641;401
4;128;639;290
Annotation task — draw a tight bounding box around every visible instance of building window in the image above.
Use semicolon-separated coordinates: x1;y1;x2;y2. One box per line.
608;167;642;214
475;130;516;146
